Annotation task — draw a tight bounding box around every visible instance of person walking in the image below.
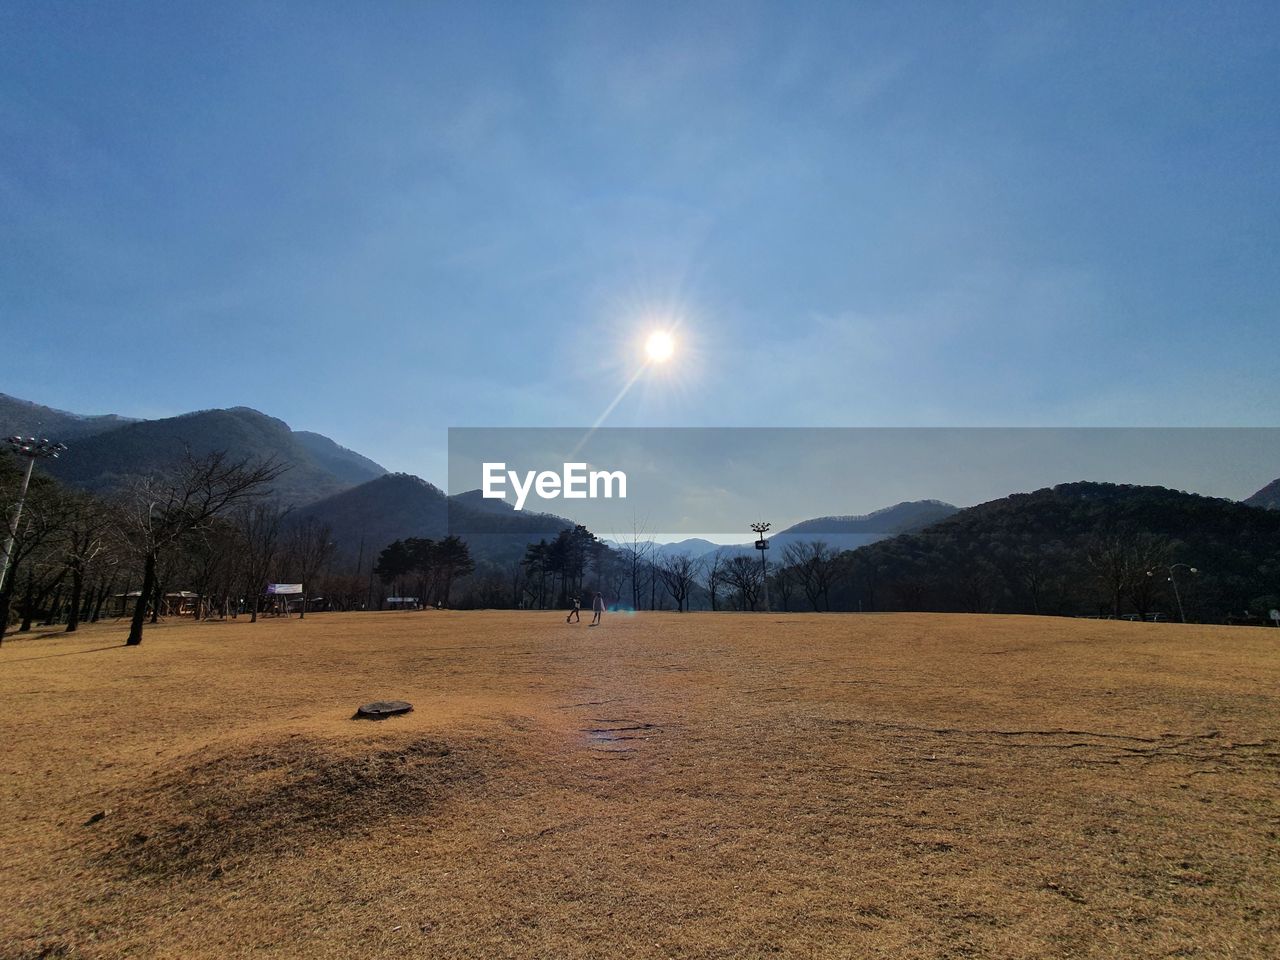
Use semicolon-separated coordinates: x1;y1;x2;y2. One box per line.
591;592;604;626
566;597;581;623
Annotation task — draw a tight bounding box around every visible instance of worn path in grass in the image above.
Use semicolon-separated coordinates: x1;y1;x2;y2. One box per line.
2;611;1278;959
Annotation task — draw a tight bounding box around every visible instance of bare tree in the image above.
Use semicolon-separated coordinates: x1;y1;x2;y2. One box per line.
704;549;725;612
771;563;796;611
784;540;839;611
625;516;652;611
62;492;116;633
1086;529;1172;619
723;554;763;611
284;518;335;618
118;451;284;645
657;552;701;612
237;501;290;623
0;460;70;641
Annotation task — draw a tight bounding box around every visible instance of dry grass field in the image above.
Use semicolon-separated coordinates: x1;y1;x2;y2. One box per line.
2;611;1277;959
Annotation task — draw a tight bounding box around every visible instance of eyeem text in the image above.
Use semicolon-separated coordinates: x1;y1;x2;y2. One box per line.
482;462;628;511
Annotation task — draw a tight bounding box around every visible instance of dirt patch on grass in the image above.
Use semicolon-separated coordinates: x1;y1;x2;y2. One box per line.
95;732;491;879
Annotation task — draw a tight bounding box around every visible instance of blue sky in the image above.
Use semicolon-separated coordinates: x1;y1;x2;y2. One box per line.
3;1;1277;483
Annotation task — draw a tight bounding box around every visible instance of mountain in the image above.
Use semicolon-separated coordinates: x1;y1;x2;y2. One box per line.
45;406;386;506
642;500;959;561
782;499;959;537
1244;478;1280;510
836;481;1280;619
648;538;724;561
292;474;571;567
0;392;137;440
291;430;388;487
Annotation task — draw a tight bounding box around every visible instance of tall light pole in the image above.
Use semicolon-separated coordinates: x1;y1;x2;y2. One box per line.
1148;562;1198;624
0;436;68;597
751;521;771;613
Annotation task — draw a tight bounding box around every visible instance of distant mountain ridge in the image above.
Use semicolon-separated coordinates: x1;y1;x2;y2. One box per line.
641;500;960;561
48;407;387;506
781;499;959;536
292;474;572;566
1244;478;1280;510
3;393;387;507
0;392;138;440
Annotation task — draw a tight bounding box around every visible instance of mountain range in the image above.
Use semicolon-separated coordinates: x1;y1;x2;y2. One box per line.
5;393;1278;570
639;499;961;561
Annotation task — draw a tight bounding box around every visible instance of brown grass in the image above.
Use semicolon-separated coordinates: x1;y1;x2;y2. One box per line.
1;611;1277;959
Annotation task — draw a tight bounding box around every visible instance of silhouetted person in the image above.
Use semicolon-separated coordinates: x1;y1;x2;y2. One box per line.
591;592;604;625
566;597;580;623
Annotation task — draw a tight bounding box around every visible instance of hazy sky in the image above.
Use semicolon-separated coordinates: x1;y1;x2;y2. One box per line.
3;2;1278;486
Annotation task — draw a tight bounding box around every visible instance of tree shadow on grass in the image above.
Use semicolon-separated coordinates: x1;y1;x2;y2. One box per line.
0;643;127;663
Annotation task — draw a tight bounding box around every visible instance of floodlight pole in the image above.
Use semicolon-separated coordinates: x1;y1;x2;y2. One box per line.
1167;563;1197;624
751;521;771;613
0;436;68;625
1148;562;1198;624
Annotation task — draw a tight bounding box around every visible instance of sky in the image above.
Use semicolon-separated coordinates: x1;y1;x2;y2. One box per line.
3;1;1278;489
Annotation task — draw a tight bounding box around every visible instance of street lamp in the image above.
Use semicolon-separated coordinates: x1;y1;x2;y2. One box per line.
751;521;771;613
1147;563;1198;624
0;436;68;599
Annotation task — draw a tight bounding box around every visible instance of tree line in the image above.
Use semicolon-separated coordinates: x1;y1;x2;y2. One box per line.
0;449;340;644
6;459;1277;635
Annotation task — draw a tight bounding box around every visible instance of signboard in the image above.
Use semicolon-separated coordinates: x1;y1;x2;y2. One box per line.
755;539;769;550
386;597;419;604
267;583;303;595
1270;609;1280;624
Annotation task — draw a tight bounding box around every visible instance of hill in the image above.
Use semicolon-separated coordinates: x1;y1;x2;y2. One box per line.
836;481;1280;620
0;392;137;441
292;474;571;567
1244;478;1280;510
46;407;386;507
782;499;959;537
645;500;958;561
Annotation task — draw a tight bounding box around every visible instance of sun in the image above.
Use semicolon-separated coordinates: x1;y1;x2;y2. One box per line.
644;330;675;363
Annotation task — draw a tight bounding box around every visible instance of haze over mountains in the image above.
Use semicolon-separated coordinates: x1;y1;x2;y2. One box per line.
643;500;961;560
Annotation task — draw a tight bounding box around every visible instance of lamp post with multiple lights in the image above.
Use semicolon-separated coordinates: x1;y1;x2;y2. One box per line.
0;435;68;598
751;521;771;613
1147;562;1198;623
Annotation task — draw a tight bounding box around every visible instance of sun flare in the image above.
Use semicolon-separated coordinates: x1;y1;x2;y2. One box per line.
645;330;675;363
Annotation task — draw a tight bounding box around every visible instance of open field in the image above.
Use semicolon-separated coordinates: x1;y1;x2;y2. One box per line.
2;611;1277;959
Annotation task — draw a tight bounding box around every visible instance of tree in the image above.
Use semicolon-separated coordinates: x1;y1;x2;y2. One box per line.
61;491;116;633
771;563;796;611
434;536;474;607
375;539;413;603
704;549;725;612
0;454;68;640
784;540;839;611
118;451;283;645
283;518;334;618
522;540;550;609
657;553;701;612
624;517;652;611
1085;528;1171;619
235;501;290;623
723;555;763;611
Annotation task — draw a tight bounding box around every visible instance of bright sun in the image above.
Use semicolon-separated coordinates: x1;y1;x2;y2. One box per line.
645;330;675;363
